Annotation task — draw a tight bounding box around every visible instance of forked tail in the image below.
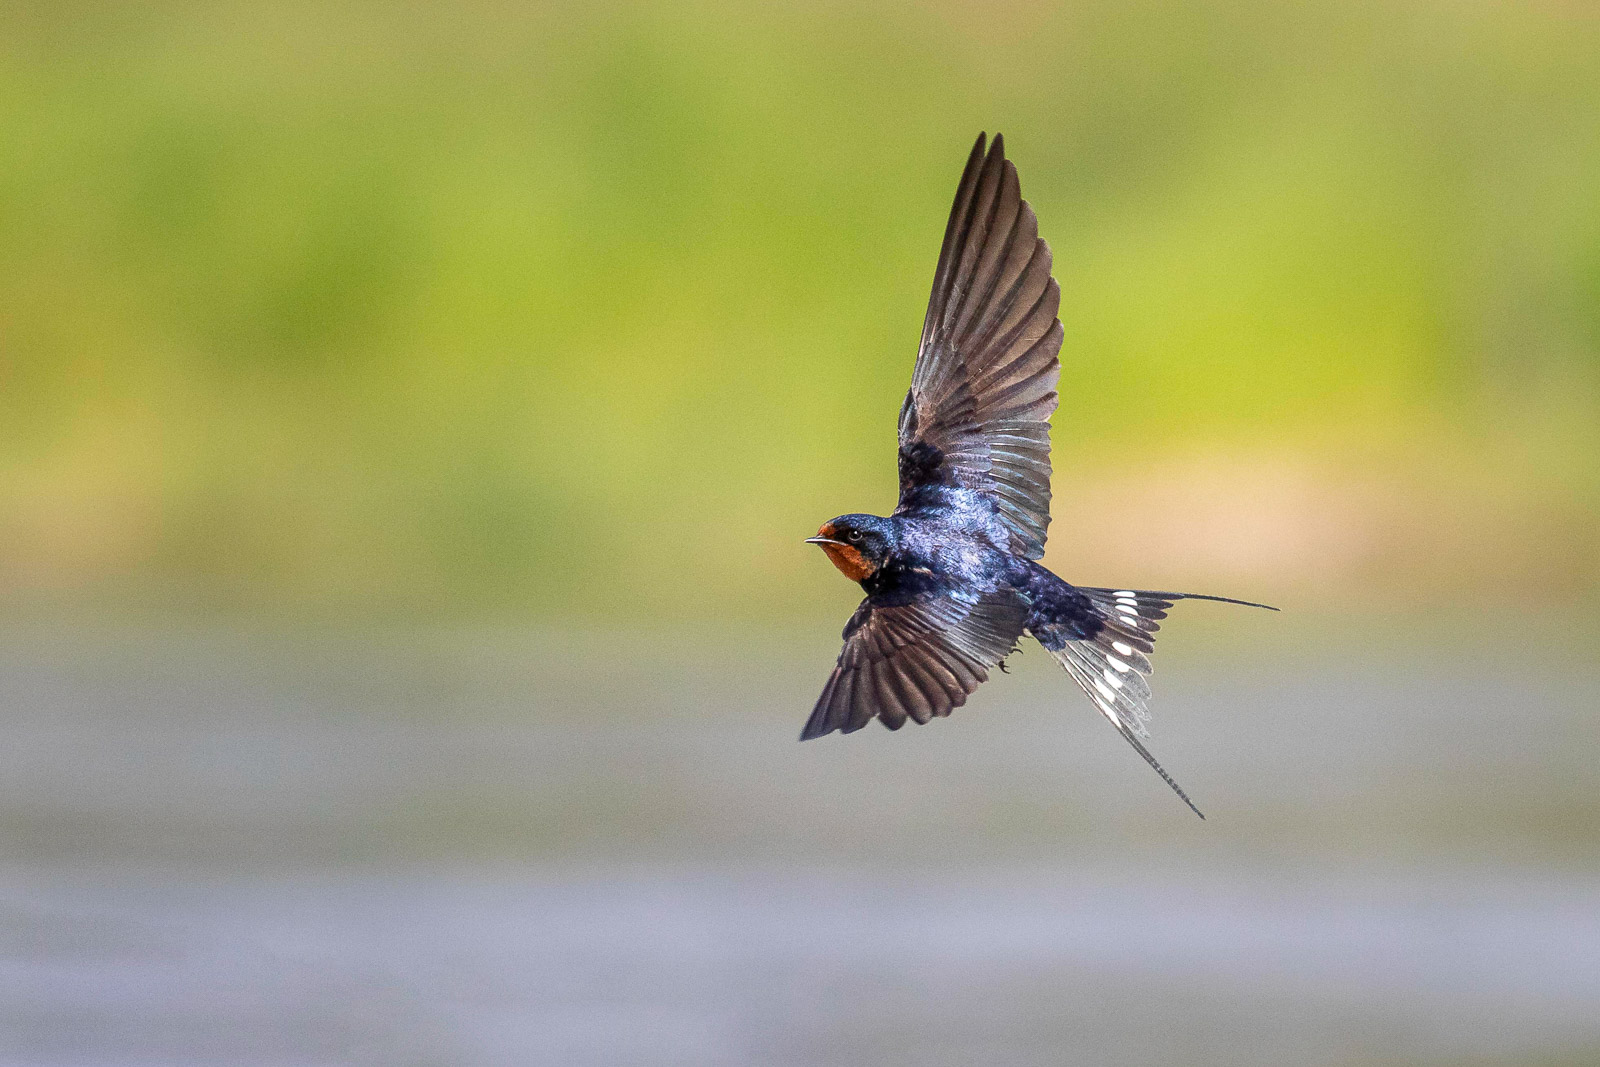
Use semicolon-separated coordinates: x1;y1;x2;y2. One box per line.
1042;587;1278;819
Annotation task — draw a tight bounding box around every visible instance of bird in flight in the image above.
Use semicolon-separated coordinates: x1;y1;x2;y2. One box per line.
803;133;1276;818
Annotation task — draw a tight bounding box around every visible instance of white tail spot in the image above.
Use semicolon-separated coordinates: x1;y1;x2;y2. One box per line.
1112;641;1133;656
1107;655;1131;673
1102;668;1124;689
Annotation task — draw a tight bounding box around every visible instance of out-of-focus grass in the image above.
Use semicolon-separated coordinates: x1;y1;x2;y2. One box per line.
1;0;1597;622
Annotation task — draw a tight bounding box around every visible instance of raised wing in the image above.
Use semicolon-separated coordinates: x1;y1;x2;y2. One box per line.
897;133;1063;558
800;587;1027;739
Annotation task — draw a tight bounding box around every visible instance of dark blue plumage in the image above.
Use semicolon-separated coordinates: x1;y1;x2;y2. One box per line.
804;133;1276;819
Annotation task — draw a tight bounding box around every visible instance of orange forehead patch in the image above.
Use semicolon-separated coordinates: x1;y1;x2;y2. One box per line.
816;522;837;539
819;541;873;582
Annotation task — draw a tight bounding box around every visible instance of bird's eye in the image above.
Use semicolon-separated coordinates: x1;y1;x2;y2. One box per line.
847;530;862;542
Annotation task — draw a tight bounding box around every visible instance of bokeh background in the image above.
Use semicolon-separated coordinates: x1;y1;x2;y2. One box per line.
2;1;1598;1064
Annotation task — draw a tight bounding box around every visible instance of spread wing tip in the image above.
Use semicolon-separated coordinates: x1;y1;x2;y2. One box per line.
901;131;1061;557
802;591;1025;741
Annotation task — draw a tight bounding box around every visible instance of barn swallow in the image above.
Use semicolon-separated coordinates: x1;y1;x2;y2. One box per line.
804;133;1276;818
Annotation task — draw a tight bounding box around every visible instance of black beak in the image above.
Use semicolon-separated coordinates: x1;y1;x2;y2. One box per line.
805;536;844;546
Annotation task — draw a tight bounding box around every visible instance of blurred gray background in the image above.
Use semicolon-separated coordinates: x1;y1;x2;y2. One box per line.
4;614;1597;1065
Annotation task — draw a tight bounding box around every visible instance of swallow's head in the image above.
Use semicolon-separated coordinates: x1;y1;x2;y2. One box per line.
806;514;894;583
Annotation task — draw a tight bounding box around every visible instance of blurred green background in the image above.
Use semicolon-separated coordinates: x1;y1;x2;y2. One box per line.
4;3;1600;1065
4;0;1598;623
